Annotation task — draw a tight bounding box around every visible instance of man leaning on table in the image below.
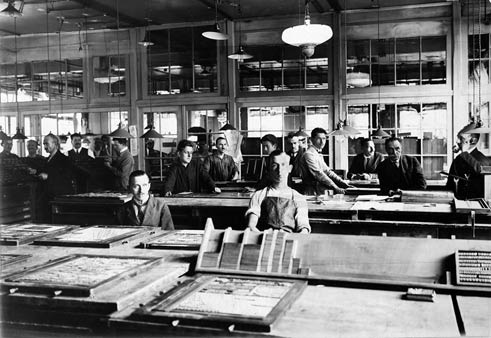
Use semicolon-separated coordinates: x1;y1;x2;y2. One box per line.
118;170;174;229
300;127;351;195
246;150;310;234
377;136;427;195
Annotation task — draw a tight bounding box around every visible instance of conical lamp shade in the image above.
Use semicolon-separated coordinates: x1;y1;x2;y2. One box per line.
462;126;491;134
202;23;229;40
457;121;477;135
228;46;253;61
329;128;352;136
294;128;309;138
1;2;22;17
371;125;390;138
109;123;133;138
342;121;361;135
12;127;27;140
138;31;154;47
220;123;236;131
140;128;163;139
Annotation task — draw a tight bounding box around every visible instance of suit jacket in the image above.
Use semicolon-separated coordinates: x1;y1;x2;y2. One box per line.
446;148;491;199
108;149;134;191
117;195;174;229
163;158;215;195
42;150;76;198
348;152;384;179
377;155;427;194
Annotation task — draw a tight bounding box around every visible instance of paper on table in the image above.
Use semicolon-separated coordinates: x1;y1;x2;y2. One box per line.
355;195;389;201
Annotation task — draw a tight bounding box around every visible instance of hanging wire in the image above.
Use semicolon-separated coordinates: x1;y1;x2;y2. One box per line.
377;0;381;125
477;0;482;121
14;17;19;122
115;0;122;121
471;0;476;120
58;17;64;117
46;0;52;131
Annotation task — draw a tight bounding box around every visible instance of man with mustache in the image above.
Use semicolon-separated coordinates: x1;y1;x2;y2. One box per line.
245;150;310;233
377;136;426;195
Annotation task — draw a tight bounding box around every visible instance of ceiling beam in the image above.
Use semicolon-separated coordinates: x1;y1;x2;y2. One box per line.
71;0;148;27
194;0;234;20
310;0;325;13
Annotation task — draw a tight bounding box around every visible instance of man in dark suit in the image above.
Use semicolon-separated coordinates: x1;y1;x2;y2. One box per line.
38;133;76;222
446;128;491;200
348;138;384;180
377;137;426;195
118;170;174;229
67;133;93;193
105;137;134;191
163;139;218;196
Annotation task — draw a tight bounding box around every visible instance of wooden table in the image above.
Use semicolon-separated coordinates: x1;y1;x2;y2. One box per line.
455;296;491;337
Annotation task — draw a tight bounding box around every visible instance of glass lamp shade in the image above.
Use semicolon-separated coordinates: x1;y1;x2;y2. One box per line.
342;121;361;135
346;72;371;88
202;23;229;40
281;19;333;58
228;46;253;61
1;2;22;17
371;125;390;138
140;128;163;139
294;128;309;138
462;126;491;134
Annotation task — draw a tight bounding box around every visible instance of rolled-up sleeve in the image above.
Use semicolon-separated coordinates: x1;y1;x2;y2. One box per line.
244;189;267;218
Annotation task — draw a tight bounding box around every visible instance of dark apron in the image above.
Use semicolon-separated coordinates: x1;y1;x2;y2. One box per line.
257;189;298;233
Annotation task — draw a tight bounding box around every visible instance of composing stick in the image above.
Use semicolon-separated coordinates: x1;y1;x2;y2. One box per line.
281;240;297;274
272;232;287;273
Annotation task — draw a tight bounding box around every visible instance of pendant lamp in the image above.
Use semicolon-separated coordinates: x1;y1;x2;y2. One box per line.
140;124;163;139
220;123;236;131
281;0;332;58
328;122;352;137
228;0;253;61
109;122;133;138
202;0;229;40
139;17;154;47
294;127;309;138
12;127;27;140
1;1;23;17
342;120;361;135
371;125;390;138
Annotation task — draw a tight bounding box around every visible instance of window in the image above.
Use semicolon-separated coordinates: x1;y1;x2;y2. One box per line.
346;36;446;88
143;111;178;181
93;56;127;97
0;59;83;103
148;26;218;95
468;33;490;85
0;116;18;155
347;102;449;179
24;111;128;156
239;105;330;179
239;45;329;92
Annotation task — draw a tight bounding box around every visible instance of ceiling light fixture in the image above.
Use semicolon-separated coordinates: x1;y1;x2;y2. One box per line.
202;0;229;40
228;0;252;61
1;0;24;17
138;17;154;47
11;16;27;141
109;0;133;139
281;0;332;58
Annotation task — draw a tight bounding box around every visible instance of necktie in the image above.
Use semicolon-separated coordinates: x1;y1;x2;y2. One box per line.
363;157;369;171
137;205;145;224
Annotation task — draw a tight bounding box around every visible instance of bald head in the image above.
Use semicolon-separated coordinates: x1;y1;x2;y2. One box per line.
43;134;60;155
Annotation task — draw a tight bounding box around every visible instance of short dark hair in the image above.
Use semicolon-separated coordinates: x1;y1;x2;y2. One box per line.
177;139;194;152
384;136;402;147
129;170;149;185
71;133;82;140
311;127;327;139
269;149;284;160
360;138;374;147
113;138;127;146
261;134;278;146
215;137;226;145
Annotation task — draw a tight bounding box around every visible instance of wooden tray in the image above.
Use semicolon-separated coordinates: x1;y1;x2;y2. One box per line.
131;274;307;332
0;254;31;268
455;250;491;287
0;224;76;246
33;226;150;248
140;230;203;250
453;198;491;214
1;254;162;297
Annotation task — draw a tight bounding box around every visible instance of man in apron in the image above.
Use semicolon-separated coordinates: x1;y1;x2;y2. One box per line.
245;150;310;233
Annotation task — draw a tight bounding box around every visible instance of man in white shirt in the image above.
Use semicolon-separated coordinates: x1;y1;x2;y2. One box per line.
300;127;350;195
245;151;310;233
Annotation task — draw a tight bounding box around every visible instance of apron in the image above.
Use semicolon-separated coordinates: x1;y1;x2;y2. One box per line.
257;188;299;233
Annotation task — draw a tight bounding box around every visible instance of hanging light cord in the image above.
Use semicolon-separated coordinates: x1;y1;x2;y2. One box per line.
477;0;482;121
58;17;64;116
377;0;381;127
46;0;52;131
115;0;122;122
14;17;19;122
